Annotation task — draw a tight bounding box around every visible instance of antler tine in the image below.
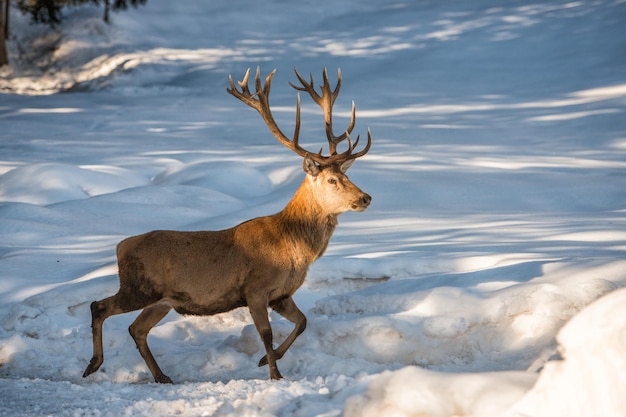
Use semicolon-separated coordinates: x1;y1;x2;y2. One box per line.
291;67;357;155
350;128;372;160
237;68;251;93
293;93;302;148
324;66;341;105
256;67;270;97
290;70;320;103
339;100;357;140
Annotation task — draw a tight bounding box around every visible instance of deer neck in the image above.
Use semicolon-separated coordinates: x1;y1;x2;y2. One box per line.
278;180;338;261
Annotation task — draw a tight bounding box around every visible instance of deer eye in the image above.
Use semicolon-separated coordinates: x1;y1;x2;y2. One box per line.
328;178;337;185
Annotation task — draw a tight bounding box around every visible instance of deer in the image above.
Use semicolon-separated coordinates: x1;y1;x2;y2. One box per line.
82;67;372;384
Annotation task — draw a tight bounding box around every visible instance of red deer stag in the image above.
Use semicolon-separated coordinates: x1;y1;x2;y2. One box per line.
82;67;372;383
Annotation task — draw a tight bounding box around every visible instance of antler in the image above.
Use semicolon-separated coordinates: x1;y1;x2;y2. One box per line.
227;67;371;166
290;68;356;155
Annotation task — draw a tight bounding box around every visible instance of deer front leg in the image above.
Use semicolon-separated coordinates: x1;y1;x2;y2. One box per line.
259;296;306;367
247;296;282;380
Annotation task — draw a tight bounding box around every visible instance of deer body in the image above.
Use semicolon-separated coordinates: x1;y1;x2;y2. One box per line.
116;169;350;318
83;68;372;383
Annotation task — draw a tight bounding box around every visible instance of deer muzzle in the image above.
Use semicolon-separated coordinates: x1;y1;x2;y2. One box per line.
352;193;372;212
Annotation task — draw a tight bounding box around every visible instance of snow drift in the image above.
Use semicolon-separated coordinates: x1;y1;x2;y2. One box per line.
344;287;626;417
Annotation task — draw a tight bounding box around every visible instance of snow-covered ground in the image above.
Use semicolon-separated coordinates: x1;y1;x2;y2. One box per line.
1;0;625;415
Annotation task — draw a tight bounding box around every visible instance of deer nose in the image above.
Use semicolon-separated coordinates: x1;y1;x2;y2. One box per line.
361;193;372;206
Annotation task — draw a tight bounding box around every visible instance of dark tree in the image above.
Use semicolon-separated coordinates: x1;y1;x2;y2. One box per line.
1;0;147;66
0;0;8;66
17;0;62;24
16;0;146;25
3;0;9;38
103;0;146;24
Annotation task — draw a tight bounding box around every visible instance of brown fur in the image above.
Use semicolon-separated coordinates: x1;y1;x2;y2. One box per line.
83;161;371;383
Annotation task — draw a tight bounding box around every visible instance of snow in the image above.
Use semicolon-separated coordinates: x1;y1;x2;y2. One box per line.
1;0;625;416
503;287;626;417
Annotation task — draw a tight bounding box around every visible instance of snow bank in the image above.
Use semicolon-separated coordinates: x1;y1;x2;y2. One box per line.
344;368;536;417
0;163;147;205
344;287;626;417
505;287;626;417
311;260;623;371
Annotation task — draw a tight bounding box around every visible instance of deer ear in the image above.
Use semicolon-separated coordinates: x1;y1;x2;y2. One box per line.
340;159;355;173
303;154;321;177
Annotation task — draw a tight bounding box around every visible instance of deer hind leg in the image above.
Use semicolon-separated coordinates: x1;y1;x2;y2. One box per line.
258;296;307;367
128;303;173;384
247;295;282;380
83;294;131;378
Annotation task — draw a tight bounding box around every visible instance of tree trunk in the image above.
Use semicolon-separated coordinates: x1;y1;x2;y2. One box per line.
0;0;8;67
3;0;8;39
103;0;110;23
42;0;58;24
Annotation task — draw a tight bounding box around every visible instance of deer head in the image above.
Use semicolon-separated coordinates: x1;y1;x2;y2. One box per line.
227;67;372;214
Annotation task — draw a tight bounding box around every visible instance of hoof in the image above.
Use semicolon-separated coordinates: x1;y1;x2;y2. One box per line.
83;357;103;378
269;368;283;380
155;374;173;384
258;355;268;367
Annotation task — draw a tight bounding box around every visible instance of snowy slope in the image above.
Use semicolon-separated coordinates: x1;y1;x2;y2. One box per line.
1;0;625;416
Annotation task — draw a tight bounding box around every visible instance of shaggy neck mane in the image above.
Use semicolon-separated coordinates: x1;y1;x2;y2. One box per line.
277;180;338;260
